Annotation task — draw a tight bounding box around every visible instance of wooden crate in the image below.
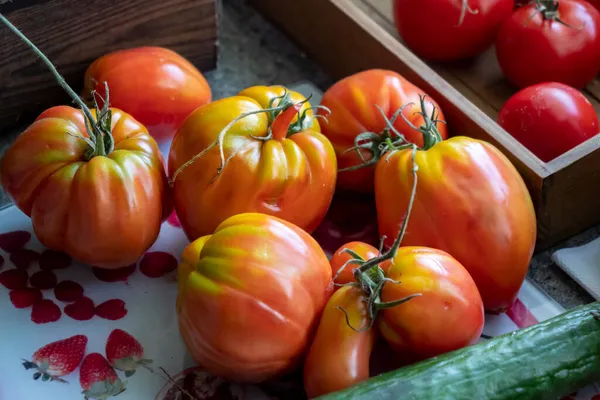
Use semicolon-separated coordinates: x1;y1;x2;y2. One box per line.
251;0;600;251
0;0;218;132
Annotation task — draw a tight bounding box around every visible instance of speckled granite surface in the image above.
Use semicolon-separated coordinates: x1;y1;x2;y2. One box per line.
0;0;595;309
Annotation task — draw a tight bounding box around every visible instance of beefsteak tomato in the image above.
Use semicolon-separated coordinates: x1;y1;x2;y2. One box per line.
169;85;337;241
498;82;599;162
176;213;333;383
496;0;600;89
378;247;485;362
83;46;212;142
393;0;514;62
375;98;536;312
303;285;375;399
318;69;447;193
0;105;171;268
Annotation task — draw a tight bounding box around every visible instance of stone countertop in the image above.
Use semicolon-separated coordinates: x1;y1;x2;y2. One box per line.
0;0;595;309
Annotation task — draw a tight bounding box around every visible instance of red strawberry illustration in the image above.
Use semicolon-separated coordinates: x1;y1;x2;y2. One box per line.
30;270;58;290
31;299;62;324
106;329;153;377
140;252;177;278
80;353;126;399
22;334;87;383
10;249;40;269
54;280;84;302
0;268;28;289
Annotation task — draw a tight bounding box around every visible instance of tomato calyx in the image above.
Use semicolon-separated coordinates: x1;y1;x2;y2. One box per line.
169;89;326;186
0;14;115;161
341;95;444;174
334;146;422;332
526;0;580;28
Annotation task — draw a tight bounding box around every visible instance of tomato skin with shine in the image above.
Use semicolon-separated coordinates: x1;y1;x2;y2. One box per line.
329;241;380;285
496;0;600;89
318;69;447;193
176;213;333;383
375;138;536;312
169;85;337;241
498;82;599;162
378;247;484;362
303;285;375;399
84;46;212;142
393;0;514;62
0;106;171;268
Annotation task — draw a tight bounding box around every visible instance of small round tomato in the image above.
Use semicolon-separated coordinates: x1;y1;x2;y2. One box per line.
83;46;212;142
378;247;484;362
393;0;514;62
498;82;599;162
329;241;380;285
496;0;600;89
318;69;447;193
176;213;333;383
303;285;376;399
169;85;337;241
1;106;171;268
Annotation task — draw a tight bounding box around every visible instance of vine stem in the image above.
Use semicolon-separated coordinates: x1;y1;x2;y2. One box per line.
0;13;99;137
169;101;310;186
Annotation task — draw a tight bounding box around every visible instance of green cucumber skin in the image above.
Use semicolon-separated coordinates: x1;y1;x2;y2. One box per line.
317;302;600;400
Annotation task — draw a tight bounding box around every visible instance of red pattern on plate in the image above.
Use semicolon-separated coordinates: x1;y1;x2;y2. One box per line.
139;252;178;278
64;297;95;321
39;250;71;270
506;298;539;329
29;270;58;290
30;299;62;324
95;299;128;320
0;230;31;253
9;249;40;270
92;264;136;283
167;211;182;228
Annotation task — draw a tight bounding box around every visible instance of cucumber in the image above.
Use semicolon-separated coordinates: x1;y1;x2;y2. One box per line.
317;302;600;400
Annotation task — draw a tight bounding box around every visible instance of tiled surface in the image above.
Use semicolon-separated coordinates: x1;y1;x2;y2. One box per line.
0;0;595;309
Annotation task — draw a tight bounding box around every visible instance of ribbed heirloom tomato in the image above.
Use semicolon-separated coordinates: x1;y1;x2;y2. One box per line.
0;17;171;269
375;98;536;312
177;213;333;383
169;85;337;241
83;46;212;142
318;69;447;193
1;105;171;268
393;0;514;62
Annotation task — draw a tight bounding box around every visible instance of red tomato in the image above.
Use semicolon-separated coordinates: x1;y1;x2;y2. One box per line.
393;0;514;62
496;0;600;89
84;47;212;142
498;82;599;162
169;85;337;241
376;133;536;312
378;247;484;362
588;0;600;10
318;69;448;193
303;285;376;398
329;241;380;285
0;106;171;268
176;213;333;383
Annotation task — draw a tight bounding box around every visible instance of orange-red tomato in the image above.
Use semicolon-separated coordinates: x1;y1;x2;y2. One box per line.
83;47;212;142
318;69;448;193
375;137;536;312
329;241;380;285
303;285;376;399
0;106;171;268
378;247;485;362
169;85;337;241
177;213;333;383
